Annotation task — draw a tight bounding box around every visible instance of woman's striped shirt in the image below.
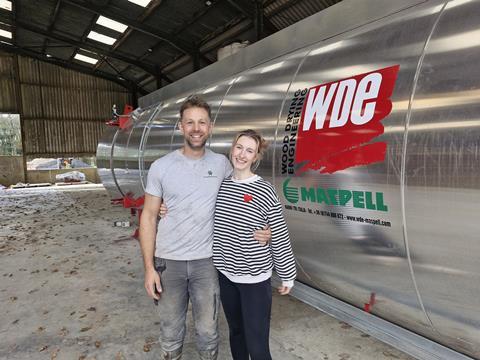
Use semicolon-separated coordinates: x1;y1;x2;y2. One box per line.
212;175;296;286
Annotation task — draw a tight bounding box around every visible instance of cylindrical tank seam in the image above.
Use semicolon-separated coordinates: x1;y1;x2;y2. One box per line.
272;49;312;188
208;76;240;148
110;129;125;197
139;105;162;191
400;0;449;332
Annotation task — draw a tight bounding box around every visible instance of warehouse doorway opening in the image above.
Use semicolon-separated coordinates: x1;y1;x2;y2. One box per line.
0;113;24;187
0;113;22;156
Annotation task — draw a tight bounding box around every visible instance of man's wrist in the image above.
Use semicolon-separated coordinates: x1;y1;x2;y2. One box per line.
144;261;155;272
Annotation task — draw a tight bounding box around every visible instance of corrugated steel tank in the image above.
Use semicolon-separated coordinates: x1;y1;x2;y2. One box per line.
97;0;480;358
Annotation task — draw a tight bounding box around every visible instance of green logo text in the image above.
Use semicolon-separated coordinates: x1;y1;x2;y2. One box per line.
283;178;388;212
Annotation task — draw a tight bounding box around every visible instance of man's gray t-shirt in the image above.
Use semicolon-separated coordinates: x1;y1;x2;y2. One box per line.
145;149;232;260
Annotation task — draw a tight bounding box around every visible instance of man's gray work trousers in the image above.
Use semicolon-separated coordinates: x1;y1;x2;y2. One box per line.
154;257;220;360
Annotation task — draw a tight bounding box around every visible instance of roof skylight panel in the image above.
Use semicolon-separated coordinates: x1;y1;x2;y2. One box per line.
87;31;117;45
74;53;98;65
96;16;128;33
0;28;12;39
127;0;153;7
0;0;12;11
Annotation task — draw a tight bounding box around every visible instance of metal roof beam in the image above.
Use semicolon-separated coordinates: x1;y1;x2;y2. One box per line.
41;0;63;55
164;15;247;72
267;0;304;18
155;17;249;79
0;42;147;94
14;20;156;75
136;1;218;66
177;0;223;37
92;0;166;78
103;57;125;77
254;0;264;41
137;72;153;84
67;12;100;62
0;11;12;23
63;0;197;58
10;0;17;45
225;0;277;38
111;63;173;84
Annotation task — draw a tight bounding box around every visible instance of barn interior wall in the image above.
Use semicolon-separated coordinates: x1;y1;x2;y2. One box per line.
0;51;131;184
0;156;24;186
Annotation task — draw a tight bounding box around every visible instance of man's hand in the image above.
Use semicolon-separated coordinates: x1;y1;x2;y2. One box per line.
144;267;162;300
277;285;291;295
159;202;168;218
254;225;271;246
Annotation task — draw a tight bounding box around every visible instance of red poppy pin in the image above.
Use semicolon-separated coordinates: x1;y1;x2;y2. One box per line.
243;194;253;202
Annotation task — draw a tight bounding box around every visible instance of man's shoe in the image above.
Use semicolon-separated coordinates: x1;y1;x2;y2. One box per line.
161;347;182;360
198;349;218;360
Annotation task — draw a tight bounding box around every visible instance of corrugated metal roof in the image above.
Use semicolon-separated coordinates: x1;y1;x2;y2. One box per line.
266;0;342;30
3;0;343;92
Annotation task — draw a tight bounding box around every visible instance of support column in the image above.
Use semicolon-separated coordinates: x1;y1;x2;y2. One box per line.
130;83;139;108
254;0;264;41
193;48;200;72
155;65;162;90
12;54;27;183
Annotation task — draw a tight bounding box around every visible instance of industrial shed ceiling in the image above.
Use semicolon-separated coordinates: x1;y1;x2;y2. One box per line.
0;0;342;96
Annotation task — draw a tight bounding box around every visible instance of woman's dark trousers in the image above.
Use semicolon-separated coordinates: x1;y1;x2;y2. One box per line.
218;271;273;360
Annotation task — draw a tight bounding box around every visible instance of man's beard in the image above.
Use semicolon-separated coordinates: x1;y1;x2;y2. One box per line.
185;137;208;150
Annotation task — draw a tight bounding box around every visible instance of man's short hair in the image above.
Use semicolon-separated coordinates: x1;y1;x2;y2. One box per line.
179;95;212;120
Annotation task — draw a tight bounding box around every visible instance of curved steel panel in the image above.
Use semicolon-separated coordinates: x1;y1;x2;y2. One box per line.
404;0;480;356
123;124;148;199
142;106;175;170
211;52;308;182
122;107;160;199
143;92;193;176
111;126;134;197
274;4;444;341
96;126;122;199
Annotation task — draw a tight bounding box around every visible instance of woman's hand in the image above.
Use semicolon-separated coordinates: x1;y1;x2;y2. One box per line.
159;202;168;218
277;285;291;295
254;225;271;245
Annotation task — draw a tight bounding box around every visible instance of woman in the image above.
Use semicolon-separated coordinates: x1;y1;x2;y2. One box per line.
213;129;296;360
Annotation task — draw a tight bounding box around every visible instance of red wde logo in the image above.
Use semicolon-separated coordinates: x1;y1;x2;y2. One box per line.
294;65;399;174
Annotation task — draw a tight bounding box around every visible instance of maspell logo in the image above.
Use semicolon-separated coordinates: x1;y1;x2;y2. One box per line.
294;65;400;174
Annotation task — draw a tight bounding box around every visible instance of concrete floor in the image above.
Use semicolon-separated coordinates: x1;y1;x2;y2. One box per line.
0;184;415;360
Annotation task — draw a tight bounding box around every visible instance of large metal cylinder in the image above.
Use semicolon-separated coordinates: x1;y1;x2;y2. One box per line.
97;0;480;358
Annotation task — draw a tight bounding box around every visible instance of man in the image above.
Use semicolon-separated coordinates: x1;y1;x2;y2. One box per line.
139;95;271;360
